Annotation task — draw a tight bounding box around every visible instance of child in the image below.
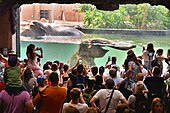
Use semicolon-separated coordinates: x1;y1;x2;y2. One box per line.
32;75;48;112
3;54;26;94
26;44;43;77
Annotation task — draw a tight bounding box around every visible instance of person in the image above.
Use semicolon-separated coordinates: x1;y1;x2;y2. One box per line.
62;88;88;113
26;44;43;76
3;54;26;92
64;105;80;113
144;66;166;103
150;97;166;113
33;72;67;113
128;81;150;113
142;43;155;71
0;87;34;113
62;64;70;88
82;78;97;106
154;49;168;74
90;79;128;113
131;73;148;94
109;68;124;89
105;56;120;72
115;104;129;113
118;70;134;99
127;52;141;82
22;67;37;96
84;107;98;113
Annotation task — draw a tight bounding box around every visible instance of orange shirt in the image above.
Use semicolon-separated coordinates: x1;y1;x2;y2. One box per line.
33;86;67;113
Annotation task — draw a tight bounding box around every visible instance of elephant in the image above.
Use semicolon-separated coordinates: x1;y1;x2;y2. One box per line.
67;38;136;67
21;21;84;37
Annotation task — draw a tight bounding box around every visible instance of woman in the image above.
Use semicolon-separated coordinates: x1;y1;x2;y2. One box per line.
26;44;43;76
142;43;155;71
22;68;37;96
150;97;166;113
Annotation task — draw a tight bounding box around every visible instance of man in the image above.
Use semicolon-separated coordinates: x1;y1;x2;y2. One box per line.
33;72;67;113
0;88;33;113
144;66;166;103
109;68;124;89
62;88;88;113
90;79;128;113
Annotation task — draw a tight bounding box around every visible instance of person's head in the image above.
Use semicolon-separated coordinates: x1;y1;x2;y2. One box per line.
49;72;59;85
134;81;144;94
91;66;98;76
152;66;161;76
77;64;84;75
136;73;143;81
53;60;60;66
112;56;117;63
37;75;48;86
156;49;163;56
84;107;98;113
115;104;129;113
146;43;154;53
87;78;95;89
8;54;18;67
99;66;105;75
26;44;36;60
43;63;51;71
151;97;165;113
63;64;69;72
109;68;117;78
64;105;80;113
70;88;81;101
105;78;115;89
23;68;34;83
51;63;58;71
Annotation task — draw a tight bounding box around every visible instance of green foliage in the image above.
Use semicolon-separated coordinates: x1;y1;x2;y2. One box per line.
80;4;170;30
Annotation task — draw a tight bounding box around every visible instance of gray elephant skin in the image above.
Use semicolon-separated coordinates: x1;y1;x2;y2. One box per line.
21;21;84;37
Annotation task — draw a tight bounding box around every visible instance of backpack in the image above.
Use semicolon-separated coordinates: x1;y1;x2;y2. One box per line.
134;94;150;113
82;90;96;106
151;56;160;68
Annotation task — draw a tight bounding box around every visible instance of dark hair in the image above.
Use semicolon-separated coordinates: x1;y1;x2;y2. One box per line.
99;66;105;75
87;79;95;88
152;66;161;76
70;88;81;101
53;60;60;65
112;56;117;62
91;66;98;76
109;68;117;78
23;68;33;83
8;54;18;67
77;64;84;74
63;64;69;72
105;79;114;89
49;72;59;85
51;63;58;71
147;43;155;53
43;63;51;71
26;44;36;60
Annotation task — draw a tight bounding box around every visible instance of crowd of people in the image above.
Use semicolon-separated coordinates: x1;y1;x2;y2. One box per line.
0;43;170;113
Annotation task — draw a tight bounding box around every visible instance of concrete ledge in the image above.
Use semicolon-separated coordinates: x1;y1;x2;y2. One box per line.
77;28;170;36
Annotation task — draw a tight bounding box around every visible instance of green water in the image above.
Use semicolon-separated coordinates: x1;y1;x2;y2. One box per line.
20;34;170;72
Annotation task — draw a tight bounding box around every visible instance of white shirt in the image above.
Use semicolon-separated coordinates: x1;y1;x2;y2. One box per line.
93;89;125;113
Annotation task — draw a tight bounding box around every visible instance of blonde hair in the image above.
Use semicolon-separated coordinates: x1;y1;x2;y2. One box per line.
135;81;144;94
136;73;143;81
150;97;166;113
